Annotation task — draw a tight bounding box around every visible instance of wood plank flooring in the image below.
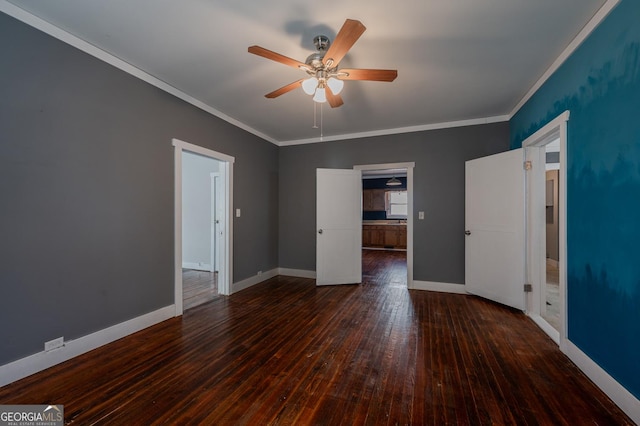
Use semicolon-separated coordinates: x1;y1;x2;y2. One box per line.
183;269;218;310
0;250;632;425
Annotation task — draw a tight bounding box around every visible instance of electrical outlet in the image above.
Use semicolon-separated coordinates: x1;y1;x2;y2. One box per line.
45;337;64;352
257;270;263;275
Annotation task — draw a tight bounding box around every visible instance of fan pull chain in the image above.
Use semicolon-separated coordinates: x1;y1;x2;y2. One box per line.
320;102;324;141
312;101;318;129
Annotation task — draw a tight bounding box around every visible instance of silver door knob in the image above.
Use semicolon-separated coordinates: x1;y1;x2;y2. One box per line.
465;230;471;236
318;229;323;234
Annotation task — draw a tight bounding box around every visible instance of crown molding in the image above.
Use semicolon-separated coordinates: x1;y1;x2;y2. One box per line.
509;0;621;119
0;0;279;145
278;115;510;146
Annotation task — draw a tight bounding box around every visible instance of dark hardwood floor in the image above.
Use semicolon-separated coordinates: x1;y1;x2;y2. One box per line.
183;269;218;310
0;250;632;424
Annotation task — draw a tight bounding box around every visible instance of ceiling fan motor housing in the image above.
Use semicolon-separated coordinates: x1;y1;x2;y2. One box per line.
313;35;330;51
306;35;331;69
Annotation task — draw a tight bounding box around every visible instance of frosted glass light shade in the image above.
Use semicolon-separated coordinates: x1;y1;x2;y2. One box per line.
302;77;318;95
327;77;344;95
313;87;327;103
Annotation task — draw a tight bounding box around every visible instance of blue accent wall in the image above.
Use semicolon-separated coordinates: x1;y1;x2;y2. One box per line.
510;0;640;399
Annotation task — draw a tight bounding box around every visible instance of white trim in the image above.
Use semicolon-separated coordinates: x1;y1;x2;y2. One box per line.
522;111;570;147
0;1;278;146
0;305;174;387
232;268;279;293
279;116;510;146
354;162;416;172
354;162;415;288
173;139;234;316
509;0;621;118
565;340;640;424
362;247;407;252
528;313;560;344
412;281;468;294
182;262;213;271
172;139;235;164
278;268;317;279
523;111;569;344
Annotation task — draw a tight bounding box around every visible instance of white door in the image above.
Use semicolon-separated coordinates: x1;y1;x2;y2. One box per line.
210;173;222;273
465;149;525;310
316;168;362;286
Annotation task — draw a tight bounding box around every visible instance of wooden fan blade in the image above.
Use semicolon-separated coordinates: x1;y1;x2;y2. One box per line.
338;69;398;82
326;87;344;108
265;79;304;98
248;46;309;70
322;19;366;68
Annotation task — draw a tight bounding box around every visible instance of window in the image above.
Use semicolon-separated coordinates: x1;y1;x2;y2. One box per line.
386;191;408;219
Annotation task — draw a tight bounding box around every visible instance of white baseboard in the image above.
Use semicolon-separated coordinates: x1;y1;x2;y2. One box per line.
528;313;560;344
232;268;279;293
182;262;213;272
277;268;317;279
564;340;639;424
0;305;175;387
411;280;468;294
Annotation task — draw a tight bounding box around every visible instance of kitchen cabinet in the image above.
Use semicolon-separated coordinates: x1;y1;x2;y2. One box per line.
362;224;407;249
363;189;386;211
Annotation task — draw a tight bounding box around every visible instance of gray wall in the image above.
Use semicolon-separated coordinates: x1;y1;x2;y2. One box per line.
0;13;278;365
278;123;510;283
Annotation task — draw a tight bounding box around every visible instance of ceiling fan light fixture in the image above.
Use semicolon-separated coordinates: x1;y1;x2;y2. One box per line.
313;87;327;103
302;77;318;95
327;77;344;95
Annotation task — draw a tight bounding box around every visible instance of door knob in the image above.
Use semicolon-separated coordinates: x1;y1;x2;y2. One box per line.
465;230;471;236
318;229;323;234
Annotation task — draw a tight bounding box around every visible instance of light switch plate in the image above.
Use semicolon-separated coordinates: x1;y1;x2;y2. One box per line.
236;208;241;217
418;211;425;220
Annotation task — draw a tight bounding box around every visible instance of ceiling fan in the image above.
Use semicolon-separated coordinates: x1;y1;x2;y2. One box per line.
248;19;398;108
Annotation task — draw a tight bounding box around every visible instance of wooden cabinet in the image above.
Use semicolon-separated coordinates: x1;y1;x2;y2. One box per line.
363;189;386;211
362;224;407;249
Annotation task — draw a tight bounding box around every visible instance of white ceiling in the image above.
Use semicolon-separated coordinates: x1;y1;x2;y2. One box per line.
4;0;607;145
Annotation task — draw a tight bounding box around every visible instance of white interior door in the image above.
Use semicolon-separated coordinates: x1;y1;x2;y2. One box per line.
465;149;525;310
211;173;222;273
316;168;362;286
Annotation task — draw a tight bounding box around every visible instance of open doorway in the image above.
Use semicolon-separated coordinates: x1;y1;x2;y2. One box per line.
542;140;561;330
524;111;569;346
173;139;234;316
355;162;415;288
181;152;222;310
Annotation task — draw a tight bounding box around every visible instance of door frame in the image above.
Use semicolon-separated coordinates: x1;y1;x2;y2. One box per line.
523;111;569;347
173;138;235;316
354;162;415;288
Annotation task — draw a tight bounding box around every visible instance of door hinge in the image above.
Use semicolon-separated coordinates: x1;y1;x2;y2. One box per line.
524;283;533;292
523;161;532;171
